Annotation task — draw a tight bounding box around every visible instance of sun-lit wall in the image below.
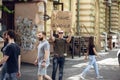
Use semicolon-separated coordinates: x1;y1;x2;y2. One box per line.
99;0;106;33
46;0;77;36
0;1;1;18
0;1;2;31
110;1;119;32
79;0;95;36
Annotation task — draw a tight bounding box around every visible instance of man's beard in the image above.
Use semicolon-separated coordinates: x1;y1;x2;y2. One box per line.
39;37;43;41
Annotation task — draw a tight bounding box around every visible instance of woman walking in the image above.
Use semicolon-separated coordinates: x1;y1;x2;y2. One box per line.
80;36;103;79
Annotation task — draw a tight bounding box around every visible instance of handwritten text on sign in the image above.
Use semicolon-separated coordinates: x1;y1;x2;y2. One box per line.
51;11;72;31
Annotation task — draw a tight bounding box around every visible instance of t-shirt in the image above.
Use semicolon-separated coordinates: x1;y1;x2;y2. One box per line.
5;43;20;74
1;41;8;55
88;45;95;55
38;40;50;66
54;38;66;55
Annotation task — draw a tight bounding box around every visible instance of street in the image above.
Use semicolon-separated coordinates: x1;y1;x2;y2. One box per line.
0;0;120;80
20;49;120;80
0;49;120;80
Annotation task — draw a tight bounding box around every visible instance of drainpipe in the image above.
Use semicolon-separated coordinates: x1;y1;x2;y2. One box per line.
44;1;46;32
69;0;71;11
107;0;112;50
108;0;112;34
76;0;80;36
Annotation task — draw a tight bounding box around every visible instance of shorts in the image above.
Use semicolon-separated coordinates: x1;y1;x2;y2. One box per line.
38;63;49;76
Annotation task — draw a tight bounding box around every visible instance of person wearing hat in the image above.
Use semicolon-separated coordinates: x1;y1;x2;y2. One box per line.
50;29;72;80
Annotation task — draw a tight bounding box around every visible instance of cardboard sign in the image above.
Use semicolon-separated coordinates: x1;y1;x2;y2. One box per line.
51;11;72;32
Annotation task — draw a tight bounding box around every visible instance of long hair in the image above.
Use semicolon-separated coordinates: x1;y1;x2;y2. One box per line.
88;36;94;49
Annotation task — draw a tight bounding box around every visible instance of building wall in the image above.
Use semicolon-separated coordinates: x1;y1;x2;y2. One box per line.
78;0;102;50
46;1;53;36
110;1;119;32
99;0;106;33
46;0;119;50
46;0;105;51
69;0;77;33
0;1;1;18
0;1;2;31
46;0;77;36
119;3;120;32
79;0;95;36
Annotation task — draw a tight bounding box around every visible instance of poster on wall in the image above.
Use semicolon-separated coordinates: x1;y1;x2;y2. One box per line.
15;2;44;51
51;11;72;32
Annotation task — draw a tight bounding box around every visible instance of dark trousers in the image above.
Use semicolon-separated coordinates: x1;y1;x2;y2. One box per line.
1;63;7;80
52;56;65;80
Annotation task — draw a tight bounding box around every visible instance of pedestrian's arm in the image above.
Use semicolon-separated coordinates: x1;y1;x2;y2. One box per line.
66;30;72;43
50;30;55;42
18;55;21;73
0;55;9;65
84;51;88;60
93;47;98;56
17;55;21;77
66;33;72;43
34;57;38;65
43;50;49;62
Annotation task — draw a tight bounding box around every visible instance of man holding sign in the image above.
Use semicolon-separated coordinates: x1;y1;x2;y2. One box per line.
50;29;72;80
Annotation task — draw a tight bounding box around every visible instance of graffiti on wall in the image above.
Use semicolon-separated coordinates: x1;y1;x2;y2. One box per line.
16;17;37;50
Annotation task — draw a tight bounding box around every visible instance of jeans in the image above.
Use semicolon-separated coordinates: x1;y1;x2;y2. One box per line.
81;55;99;77
5;73;18;80
52;56;65;80
1;63;7;80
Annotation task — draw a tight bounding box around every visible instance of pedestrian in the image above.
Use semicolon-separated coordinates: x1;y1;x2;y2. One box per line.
34;31;52;80
1;31;8;53
0;31;8;80
0;30;21;80
80;36;103;79
50;29;72;80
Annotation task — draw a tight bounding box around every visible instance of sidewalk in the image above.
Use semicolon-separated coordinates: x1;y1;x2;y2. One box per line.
66;49;120;80
65;51;109;60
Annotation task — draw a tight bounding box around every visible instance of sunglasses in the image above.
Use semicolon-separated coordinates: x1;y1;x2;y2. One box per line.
59;32;63;34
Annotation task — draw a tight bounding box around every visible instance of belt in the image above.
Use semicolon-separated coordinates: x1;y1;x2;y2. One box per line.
54;54;65;57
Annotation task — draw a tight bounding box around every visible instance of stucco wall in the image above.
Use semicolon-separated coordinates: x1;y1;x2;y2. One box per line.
0;1;1;18
15;2;44;64
46;0;77;35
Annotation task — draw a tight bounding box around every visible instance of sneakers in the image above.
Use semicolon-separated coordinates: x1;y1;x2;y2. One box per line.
80;74;85;80
96;75;103;79
79;74;103;79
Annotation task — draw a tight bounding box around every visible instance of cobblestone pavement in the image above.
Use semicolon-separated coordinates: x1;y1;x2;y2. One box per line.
0;49;120;80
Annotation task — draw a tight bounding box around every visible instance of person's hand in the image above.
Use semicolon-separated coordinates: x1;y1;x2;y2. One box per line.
96;54;103;59
17;71;21;78
50;27;53;31
36;33;39;38
70;29;73;33
84;56;88;61
41;62;46;68
34;59;38;66
68;29;72;36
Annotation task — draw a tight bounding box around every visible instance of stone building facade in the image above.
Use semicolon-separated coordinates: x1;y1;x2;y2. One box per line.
0;0;120;51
